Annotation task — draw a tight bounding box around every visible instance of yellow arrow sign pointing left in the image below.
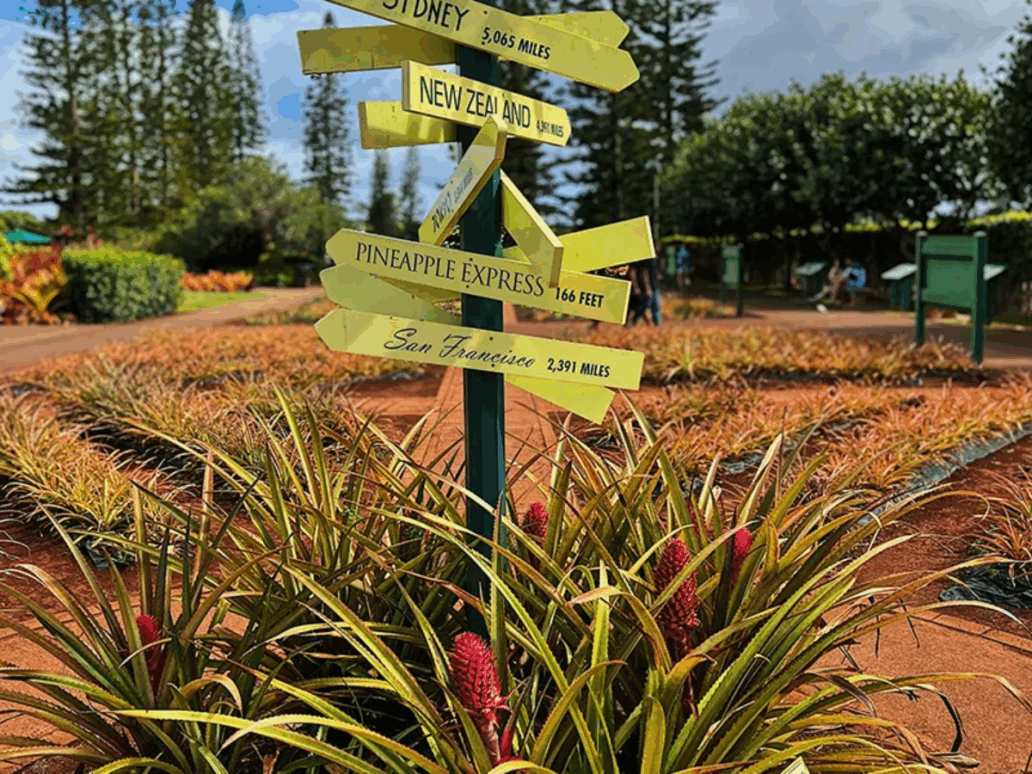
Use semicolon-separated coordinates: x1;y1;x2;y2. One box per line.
319;264;614;422
420;116;507;247
315;308;643;389
360;101;456;149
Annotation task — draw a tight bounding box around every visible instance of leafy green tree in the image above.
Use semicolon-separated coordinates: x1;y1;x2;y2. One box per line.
366;150;397;236
176;0;233;190
301;12;352;209
5;0;97;225
397;147;421;240
227;0;268;163
157;156;347;271
986;0;1032;208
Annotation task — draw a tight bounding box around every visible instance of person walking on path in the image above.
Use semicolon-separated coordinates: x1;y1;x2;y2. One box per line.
628;257;661;326
675;243;693;291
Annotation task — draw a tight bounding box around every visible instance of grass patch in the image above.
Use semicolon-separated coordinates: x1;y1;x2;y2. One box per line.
178;290;265;313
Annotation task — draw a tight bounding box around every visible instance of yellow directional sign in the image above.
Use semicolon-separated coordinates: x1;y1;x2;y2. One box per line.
402;61;571;147
507;375;614;423
420;117;507;246
503;216;655;273
321;264;458;323
500;170;563;288
320;266;615;422
315;309;643;389
327;229;629;323
360;101;456;149
298;12;629;75
323;0;639;92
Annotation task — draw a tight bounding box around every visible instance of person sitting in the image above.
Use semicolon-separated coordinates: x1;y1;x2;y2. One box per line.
810;259;847;305
843;261;867;306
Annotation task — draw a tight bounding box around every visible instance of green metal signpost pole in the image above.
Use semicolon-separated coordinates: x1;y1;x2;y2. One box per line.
457;24;504;636
914;231;927;348
735;244;744;319
970;231;988;364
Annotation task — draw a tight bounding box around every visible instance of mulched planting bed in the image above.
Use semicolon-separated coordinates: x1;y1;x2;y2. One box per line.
857;434;1032;641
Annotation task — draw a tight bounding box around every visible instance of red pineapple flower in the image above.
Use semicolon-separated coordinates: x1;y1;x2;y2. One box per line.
731;527;753;582
449;632;509;727
136;614;166;696
523;502;548;539
523;502;548;569
654;540;701;657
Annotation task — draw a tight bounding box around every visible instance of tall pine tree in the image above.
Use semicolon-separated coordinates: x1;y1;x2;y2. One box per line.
366;150;397;236
138;0;182;215
557;0;720;234
176;0;234;190
496;0;559;219
636;0;722;168
227;0;268;163
557;0;653;230
397;147;421;240
6;0;97;224
301;11;352;208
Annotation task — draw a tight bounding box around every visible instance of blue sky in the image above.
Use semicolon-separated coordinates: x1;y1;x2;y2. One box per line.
0;0;1026;225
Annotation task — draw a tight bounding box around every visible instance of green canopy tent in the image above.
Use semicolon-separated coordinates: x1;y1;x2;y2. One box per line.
4;230;50;244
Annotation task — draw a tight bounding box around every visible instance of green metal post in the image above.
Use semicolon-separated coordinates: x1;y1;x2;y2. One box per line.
735;244;744;318
457;36;504;635
970;231;988;364
914;231;927;347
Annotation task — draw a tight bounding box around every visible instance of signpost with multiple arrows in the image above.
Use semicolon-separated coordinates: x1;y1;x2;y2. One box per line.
298;0;651;620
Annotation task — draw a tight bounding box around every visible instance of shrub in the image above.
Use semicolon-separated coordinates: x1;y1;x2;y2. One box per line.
251;248;297;287
0;233;13;280
63;247;184;322
0;246;68;324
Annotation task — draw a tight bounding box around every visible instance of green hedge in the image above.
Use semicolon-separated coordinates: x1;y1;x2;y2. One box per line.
63;247;184;323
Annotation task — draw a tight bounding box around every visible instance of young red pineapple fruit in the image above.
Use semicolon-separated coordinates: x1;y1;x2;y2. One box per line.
522;502;548;569
449;632;518;765
654;539;701;659
731;527;753;583
136;614;166;696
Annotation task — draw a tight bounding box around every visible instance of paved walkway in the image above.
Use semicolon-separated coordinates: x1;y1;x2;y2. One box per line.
0;287;324;377
510;305;1032;371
